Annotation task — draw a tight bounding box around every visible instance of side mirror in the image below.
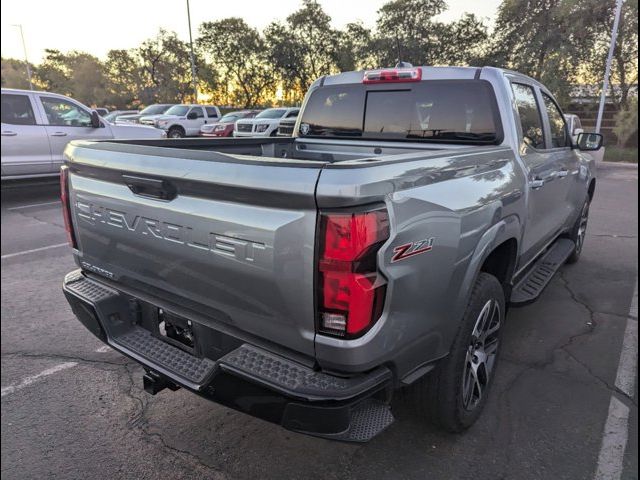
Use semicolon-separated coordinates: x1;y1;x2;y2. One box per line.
90;110;101;128
576;132;603;151
186;112;198;120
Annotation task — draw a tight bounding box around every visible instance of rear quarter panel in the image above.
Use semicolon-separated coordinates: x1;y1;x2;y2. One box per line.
314;147;526;377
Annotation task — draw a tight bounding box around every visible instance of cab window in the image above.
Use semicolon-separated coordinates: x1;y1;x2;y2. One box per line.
189;107;205;118
40;96;92;127
542;93;569;148
511;83;545;149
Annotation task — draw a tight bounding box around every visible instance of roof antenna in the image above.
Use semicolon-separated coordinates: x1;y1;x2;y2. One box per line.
394;34;413;68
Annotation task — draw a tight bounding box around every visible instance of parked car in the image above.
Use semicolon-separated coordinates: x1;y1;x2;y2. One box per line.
276;109;300;136
141;104;221;138
199;110;260;137
115;104;174;125
1;88;165;179
565;113;584;142
61;66;602;441
95;108;109;116
103;110;139;123
234;107;299;137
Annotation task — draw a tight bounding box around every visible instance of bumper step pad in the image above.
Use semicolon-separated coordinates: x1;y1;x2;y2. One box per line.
337;400;394;442
114;328;216;385
511;238;575;305
219;344;390;401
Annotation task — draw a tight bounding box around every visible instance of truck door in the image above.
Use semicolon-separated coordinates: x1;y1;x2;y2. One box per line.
511;82;568;269
1;92;52;177
540;92;581;231
185;107;205;136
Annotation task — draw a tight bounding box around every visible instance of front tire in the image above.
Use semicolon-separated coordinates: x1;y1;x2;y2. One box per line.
167;126;185;139
411;272;505;432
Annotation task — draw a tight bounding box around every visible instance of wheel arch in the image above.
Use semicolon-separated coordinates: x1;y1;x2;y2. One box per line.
453;215;521;322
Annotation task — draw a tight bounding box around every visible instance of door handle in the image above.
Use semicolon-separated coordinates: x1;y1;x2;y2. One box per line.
530;178;545;189
1;131;17;136
556;168;569;178
50;132;68;137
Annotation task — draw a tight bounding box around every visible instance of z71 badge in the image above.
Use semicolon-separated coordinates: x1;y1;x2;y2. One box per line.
391;237;435;263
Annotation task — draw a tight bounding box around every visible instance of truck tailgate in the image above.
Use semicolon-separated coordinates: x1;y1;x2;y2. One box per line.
65;142;323;357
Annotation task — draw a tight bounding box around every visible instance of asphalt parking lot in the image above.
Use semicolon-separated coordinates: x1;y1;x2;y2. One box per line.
1;162;637;480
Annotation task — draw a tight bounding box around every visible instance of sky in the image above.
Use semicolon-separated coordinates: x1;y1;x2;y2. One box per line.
1;0;501;63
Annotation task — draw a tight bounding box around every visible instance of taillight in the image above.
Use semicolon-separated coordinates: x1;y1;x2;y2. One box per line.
318;208;389;338
60;166;77;249
363;67;422;84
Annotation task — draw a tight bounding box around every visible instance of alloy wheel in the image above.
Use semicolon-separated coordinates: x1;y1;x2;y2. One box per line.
462;299;501;411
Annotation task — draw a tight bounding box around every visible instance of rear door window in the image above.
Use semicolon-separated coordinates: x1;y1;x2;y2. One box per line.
1;94;36;125
205;107;218;118
511;83;545;149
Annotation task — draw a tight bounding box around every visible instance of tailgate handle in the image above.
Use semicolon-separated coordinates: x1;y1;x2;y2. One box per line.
122;175;177;201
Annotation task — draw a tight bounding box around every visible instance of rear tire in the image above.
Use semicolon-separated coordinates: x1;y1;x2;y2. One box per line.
566;199;590;264
167;126;185;138
410;272;505;432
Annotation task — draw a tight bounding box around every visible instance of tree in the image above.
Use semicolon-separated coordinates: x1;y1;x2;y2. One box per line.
613;97;638;147
333;23;377;72
586;0;638;109
199;18;275;107
373;0;488;67
488;0;609;104
1;58;36;89
36;50;109;106
266;0;342;102
136;29;198;104
104;49;142;108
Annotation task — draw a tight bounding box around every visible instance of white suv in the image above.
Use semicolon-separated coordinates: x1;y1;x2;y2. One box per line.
1;88;164;179
234;107;299;137
142;104;221;138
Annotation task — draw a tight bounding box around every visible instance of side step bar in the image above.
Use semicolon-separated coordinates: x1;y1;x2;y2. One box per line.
510;238;575;306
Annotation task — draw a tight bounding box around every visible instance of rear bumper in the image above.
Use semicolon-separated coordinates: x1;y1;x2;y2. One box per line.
63;270;394;441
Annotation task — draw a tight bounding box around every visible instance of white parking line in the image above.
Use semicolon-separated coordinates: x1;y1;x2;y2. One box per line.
594;276;638;480
1;362;78;398
7;201;60;211
615;280;638;397
1;243;68;260
595;397;630;480
95;346;112;353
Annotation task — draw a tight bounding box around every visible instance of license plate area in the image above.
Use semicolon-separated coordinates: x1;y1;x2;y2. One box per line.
156;308;197;355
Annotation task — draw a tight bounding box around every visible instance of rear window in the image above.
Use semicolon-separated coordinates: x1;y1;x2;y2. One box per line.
299;81;502;144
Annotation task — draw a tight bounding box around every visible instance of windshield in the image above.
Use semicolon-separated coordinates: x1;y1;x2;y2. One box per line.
164;105;190;116
219;113;242;123
140;104;170;115
256;108;286;119
298;81;502;144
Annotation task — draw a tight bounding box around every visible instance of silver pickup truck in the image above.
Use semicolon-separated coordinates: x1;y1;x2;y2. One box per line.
61;66;602;442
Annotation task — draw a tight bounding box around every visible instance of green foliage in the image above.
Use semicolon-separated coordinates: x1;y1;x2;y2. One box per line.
36;50;109;107
585;0;638;109
613;97;638;147
1;58;35;90
265;0;343;102
199;18;275;107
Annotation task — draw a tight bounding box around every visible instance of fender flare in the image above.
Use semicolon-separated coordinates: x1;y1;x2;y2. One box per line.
452;214;521;322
